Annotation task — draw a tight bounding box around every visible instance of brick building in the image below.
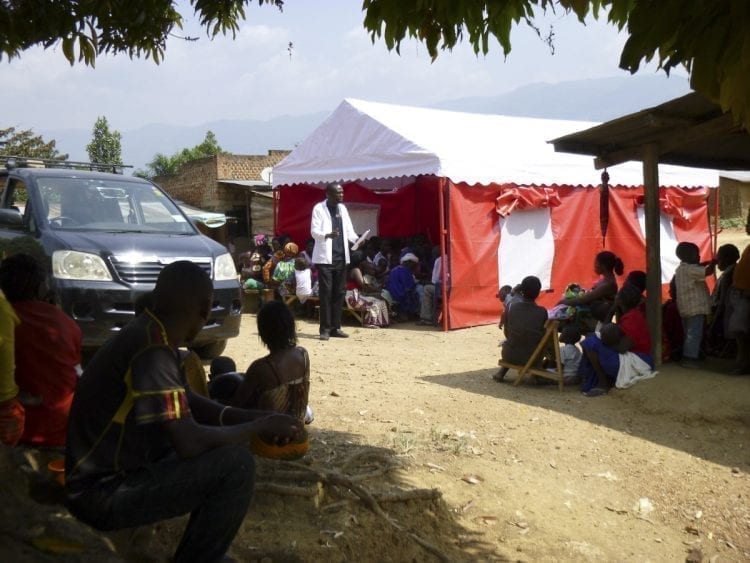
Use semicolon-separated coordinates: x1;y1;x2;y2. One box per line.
154;151;290;241
718;174;750;221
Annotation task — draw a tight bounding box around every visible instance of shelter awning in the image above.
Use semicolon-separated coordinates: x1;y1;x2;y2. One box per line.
549;90;750;368
551;92;750;172
219;179;271;189
273;98;719;189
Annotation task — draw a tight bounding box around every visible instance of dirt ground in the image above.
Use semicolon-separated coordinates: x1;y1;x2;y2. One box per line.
1;230;749;562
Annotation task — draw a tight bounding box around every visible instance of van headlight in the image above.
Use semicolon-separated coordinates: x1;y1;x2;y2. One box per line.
214;253;237;281
52;251;113;281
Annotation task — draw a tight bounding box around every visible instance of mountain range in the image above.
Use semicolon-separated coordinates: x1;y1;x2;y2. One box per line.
43;74;691;173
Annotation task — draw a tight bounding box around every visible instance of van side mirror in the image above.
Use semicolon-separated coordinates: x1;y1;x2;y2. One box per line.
0;208;23;229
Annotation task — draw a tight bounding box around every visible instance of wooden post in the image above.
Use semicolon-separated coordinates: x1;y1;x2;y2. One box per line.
643;145;662;367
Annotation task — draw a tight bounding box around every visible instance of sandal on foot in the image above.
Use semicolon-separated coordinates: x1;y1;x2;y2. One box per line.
583;387;608;397
492;368;508;382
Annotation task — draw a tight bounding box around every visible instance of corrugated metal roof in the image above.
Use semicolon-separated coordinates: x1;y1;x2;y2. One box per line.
218;179;271;188
551;92;750;171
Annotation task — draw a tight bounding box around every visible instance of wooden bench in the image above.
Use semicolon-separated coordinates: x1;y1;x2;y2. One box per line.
344;300;364;325
283;294;323;320
285;294;363;325
242;288;275;314
497;319;565;391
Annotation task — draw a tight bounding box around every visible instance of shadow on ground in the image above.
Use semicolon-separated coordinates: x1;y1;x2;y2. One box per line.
1;426;508;563
421;360;750;472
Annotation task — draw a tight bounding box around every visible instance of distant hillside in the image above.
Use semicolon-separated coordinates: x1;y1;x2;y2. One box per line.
42;74;692;172
44;111;329;173
433;74;691;120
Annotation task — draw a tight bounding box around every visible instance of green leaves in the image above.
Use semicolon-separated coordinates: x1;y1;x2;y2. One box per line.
0;127;67;160
141;130;226;178
0;0;283;66
362;0;750;131
4;1;750;132
86;116;123;165
362;1;601;61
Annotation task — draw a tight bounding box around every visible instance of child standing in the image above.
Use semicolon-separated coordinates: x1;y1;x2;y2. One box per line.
294;256;314;304
707;244;741;353
674;242;713;369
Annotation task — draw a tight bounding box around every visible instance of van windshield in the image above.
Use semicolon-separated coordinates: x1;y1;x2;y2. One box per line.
38;177;196;234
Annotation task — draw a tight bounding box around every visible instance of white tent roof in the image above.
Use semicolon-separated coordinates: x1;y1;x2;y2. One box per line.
273;98;719;188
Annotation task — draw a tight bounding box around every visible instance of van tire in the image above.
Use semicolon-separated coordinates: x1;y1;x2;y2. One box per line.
191;340;227;360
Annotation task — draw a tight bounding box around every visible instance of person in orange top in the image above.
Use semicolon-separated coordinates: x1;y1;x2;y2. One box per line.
728;208;750;374
0;253;82;447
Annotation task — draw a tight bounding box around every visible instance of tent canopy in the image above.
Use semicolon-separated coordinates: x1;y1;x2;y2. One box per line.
273;98;717;334
273;98;719;188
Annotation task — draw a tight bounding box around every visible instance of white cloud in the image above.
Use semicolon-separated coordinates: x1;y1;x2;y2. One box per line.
0;4;682;134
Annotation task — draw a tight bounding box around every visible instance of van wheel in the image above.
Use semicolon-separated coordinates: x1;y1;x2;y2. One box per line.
191;340;227;360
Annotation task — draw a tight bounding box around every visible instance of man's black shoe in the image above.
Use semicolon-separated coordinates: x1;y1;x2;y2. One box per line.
330;329;349;338
319;331;330;341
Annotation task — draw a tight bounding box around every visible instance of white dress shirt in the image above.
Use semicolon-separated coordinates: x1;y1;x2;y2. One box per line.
310;199;358;265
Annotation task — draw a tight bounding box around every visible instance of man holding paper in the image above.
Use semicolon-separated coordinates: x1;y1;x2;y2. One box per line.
310;182;359;340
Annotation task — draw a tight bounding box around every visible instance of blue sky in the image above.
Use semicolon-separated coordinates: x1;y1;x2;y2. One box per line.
1;2;675;132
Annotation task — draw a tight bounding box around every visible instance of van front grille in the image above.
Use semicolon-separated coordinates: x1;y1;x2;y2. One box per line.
110;256;212;284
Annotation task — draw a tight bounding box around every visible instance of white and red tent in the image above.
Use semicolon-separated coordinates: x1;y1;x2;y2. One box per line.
272;98;719;330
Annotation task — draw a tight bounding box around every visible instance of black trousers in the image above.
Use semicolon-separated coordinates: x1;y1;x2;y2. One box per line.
316;261;346;333
66;445;254;563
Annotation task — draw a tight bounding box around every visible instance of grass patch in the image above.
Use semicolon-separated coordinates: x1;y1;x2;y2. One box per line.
719;216;747;229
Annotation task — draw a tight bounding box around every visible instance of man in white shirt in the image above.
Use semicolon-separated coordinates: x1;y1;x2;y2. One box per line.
310;183;358;340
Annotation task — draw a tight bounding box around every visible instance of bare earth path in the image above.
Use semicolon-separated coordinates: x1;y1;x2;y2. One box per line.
208;314;749;562
0;229;748;562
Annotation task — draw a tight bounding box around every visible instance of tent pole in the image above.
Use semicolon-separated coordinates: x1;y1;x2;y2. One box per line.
643;145;662;367
438;177;448;331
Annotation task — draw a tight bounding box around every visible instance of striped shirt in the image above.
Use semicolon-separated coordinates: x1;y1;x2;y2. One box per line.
65;310;191;491
674;262;711;317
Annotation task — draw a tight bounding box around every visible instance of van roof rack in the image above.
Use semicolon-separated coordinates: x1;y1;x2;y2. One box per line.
1;155;133;174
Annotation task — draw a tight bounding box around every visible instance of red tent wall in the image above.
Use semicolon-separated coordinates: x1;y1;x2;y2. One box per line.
276;178;711;331
445;182;504;328
276;177;441;245
446;182;712;329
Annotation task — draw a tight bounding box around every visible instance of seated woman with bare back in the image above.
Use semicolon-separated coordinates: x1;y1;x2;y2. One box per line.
231;301;311;459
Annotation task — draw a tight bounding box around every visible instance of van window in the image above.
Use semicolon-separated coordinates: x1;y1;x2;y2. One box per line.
37;177;195;234
4;179;37;233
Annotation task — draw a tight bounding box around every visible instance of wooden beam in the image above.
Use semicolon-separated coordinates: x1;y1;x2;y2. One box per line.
595;148;641;170
646;114;696;128
594;113;738;169
642;144;662;367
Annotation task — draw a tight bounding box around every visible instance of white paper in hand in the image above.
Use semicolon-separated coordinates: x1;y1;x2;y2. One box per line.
351;229;370;251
